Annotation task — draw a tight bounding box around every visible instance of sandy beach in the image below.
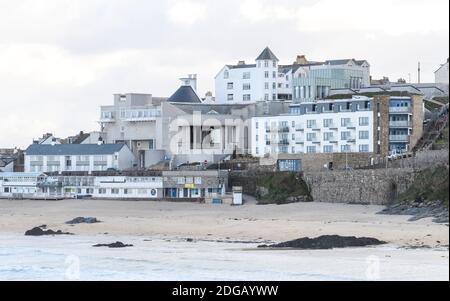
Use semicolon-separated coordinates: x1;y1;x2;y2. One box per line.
0;199;448;247
0;199;448;281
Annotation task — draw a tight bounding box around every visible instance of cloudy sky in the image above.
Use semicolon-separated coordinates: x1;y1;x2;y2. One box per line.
0;0;448;148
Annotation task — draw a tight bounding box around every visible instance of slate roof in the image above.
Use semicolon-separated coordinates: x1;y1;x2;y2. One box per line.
227;64;257;69
168;86;202;103
256;47;279;61
25;144;127;156
173;103;251;115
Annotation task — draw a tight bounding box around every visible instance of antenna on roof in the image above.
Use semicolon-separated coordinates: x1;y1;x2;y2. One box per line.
418;62;421;84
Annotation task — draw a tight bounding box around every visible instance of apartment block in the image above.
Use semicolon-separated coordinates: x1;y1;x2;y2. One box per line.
250;95;424;159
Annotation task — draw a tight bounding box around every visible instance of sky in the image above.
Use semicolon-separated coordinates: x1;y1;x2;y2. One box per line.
0;0;448;148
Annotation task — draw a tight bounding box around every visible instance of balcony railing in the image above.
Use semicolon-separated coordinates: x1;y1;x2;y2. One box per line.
278;139;290;145
295;125;305;131
389;107;412;113
389;135;409;142
389;120;412;128
278;127;290;133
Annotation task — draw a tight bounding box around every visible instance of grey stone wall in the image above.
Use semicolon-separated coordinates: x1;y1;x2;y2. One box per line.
304;168;416;205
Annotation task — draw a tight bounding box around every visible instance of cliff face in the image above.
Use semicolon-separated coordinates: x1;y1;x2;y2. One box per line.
255;172;313;205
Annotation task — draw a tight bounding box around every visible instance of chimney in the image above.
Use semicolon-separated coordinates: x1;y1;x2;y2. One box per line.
238;60;246;66
295;55;308;65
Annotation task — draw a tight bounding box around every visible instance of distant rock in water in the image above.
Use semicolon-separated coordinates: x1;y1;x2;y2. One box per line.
258;235;386;250
66;217;101;225
93;242;134;248
25;226;74;236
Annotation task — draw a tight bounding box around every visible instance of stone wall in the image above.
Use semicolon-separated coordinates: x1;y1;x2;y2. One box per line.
304;168;416;205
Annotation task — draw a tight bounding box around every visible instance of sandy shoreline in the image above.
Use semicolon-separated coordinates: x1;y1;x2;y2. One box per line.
0;199;448;248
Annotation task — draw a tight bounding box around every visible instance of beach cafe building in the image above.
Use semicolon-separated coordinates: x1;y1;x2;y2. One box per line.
162;170;228;199
0;172;63;199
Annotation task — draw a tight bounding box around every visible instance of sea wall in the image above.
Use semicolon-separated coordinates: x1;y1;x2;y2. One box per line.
304;168;416;205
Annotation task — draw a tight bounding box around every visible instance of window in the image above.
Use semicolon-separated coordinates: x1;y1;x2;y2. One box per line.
264;61;269;68
273;61;277;68
341;145;351;152
341;131;351;140
194;177;202;185
359;145;370;153
256;147;260;155
264;94;269;101
323;132;334;141
265;71;269;78
243;83;251;90
243;94;251;101
272;82;276;89
227;82;234;89
307;120;316;128
359;117;369;126
243;72;251;79
177;177;185;184
341;118;351;127
273;71;276;78
323;119;333;127
255;122;259;129
256;135;259;142
292;121;296;128
359;131;370;140
224;71;229;79
98;188;106;195
111;189;119;194
307;146;317;153
138;189;147;195
307;133;316;141
227;94;234;101
323;145;333;153
265;82;269;89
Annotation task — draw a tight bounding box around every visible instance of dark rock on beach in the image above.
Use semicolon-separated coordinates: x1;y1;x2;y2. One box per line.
66;217;101;224
93;242;134;248
379;200;449;224
258;235;386;250
25;226;74;236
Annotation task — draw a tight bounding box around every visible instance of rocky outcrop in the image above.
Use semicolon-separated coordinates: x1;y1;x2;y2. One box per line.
25;226;73;236
379;199;449;223
93;242;133;248
258;235;386;250
66;217;101;224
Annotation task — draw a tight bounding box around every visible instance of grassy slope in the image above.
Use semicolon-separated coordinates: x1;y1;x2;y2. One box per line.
397;165;449;207
257;172;312;205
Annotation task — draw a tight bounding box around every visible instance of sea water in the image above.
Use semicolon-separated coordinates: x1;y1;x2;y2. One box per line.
0;235;448;281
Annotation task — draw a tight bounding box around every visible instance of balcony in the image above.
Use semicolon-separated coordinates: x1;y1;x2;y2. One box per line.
389;107;412;114
347;137;357;143
295;138;304;144
325;137;338;143
278;127;290;133
389;135;409;142
278;139;290;145
295;125;305;131
122;111;161;122
389;120;412;128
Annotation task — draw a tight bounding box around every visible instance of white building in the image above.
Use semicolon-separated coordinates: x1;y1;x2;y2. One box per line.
251;98;374;157
24;144;135;174
215;47;282;103
0;172;53;199
215;48;371;104
251;95;424;159
435;59;449;85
